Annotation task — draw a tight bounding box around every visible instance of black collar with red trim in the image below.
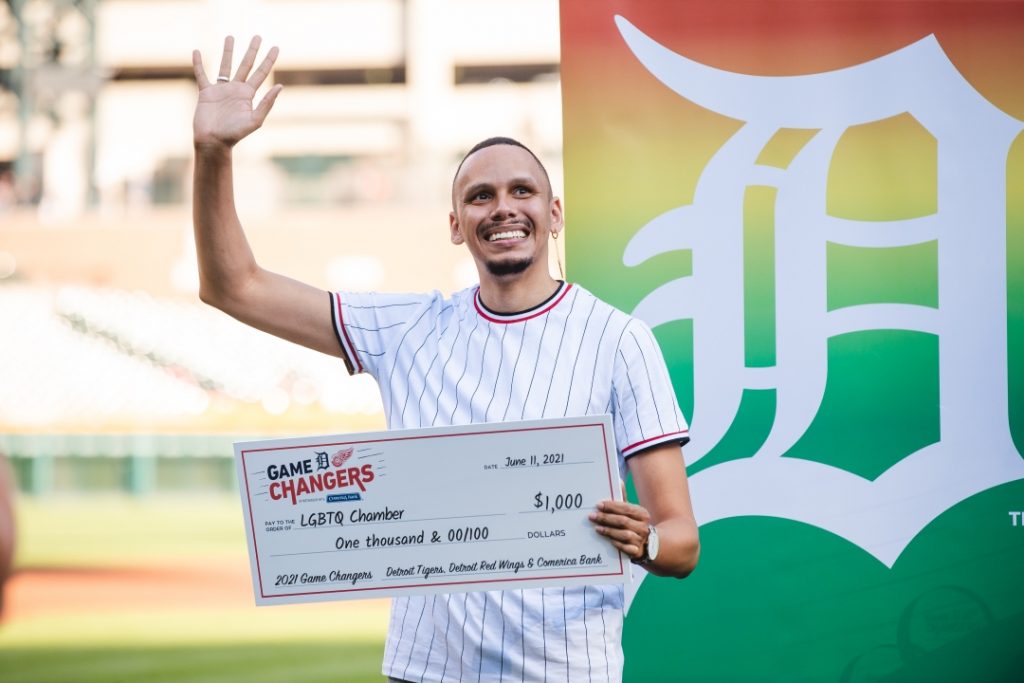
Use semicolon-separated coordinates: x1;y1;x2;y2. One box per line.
473;281;572;324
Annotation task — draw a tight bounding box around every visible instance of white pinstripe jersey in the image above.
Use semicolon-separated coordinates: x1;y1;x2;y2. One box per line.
330;282;689;683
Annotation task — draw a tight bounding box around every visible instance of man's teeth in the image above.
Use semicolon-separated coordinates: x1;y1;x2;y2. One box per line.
487;230;527;242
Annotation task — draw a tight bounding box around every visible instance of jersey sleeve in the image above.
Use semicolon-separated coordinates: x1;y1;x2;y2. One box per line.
329;290;437;379
611;318;690;458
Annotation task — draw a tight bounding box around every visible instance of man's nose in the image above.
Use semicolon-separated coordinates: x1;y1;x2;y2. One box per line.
491;191;515;219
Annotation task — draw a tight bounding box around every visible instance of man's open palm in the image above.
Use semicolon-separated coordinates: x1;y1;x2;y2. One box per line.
193;35;282;147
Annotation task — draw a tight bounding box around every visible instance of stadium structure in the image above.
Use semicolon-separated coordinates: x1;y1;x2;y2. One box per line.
0;0;563;493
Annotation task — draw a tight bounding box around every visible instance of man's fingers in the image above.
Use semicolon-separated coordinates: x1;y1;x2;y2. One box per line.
596;528;642;559
594;522;648;560
235;35;262;82
591;500;650;559
595;524;640;543
594;500;650;524
218;35;235;80
591;511;638;531
253;84;283;126
608;539;641;558
192;50;210;88
247;46;279;89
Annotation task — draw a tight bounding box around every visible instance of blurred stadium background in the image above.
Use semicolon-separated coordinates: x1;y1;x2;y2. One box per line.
0;1;563;680
1;0;564;476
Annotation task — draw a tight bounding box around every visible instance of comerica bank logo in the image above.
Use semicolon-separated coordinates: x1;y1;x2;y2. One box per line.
615;16;1024;567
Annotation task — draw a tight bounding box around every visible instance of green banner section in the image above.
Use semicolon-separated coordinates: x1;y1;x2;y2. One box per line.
560;1;1024;679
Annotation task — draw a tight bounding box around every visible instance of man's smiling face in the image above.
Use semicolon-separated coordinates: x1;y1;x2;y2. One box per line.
450;144;563;280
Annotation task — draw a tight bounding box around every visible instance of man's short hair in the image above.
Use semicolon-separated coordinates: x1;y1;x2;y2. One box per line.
451;136;552;203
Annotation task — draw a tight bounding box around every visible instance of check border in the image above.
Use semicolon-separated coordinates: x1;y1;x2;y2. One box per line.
237;417;626;603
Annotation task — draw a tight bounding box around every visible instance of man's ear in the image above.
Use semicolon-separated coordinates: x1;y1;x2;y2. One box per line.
449;211;464;245
550;196;564;237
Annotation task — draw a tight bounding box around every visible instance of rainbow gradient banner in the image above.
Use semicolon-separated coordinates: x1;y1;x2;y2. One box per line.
559;1;1024;680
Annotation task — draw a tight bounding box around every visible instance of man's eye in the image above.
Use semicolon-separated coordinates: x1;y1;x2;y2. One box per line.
471;192;490;202
513;186;531;195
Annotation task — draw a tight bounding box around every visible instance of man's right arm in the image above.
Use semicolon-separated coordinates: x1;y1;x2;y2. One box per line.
192;36;348;365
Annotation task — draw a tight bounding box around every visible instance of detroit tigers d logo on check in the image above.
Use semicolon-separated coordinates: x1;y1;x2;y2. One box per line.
614;15;1024;568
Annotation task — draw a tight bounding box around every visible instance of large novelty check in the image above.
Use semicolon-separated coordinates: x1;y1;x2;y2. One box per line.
234;415;629;605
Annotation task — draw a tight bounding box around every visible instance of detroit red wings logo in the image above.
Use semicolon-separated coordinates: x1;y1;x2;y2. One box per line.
331;447;354;468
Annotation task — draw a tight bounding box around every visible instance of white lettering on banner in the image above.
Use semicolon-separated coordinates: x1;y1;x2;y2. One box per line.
1010;512;1022;527
615;15;1024;567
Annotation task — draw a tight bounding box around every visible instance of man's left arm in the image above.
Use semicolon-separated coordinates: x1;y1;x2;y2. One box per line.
590;442;699;578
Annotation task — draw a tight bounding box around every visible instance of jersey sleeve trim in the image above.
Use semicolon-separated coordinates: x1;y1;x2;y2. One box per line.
331;292;364;375
621;429;690;458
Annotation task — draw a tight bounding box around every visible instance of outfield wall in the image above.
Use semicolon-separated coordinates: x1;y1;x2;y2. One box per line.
2;434;241;495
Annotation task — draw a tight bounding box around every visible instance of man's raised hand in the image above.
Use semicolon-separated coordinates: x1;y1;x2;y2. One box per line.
192;36;282;148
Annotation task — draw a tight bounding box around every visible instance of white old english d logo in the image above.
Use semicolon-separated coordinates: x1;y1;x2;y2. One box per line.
615;15;1024;568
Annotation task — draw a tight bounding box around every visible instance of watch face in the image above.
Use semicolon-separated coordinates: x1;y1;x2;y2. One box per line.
648;525;660;561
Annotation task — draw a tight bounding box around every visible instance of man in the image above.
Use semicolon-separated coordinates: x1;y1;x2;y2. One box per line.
192;36;699;683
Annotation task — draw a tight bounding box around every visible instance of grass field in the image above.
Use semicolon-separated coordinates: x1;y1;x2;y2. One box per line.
0;494;390;683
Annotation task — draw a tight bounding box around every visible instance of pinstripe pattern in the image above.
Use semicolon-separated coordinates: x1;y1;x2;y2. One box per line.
331;283;688;683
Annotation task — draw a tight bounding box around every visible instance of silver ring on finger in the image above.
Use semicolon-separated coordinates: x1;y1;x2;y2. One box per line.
216;76;230;82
